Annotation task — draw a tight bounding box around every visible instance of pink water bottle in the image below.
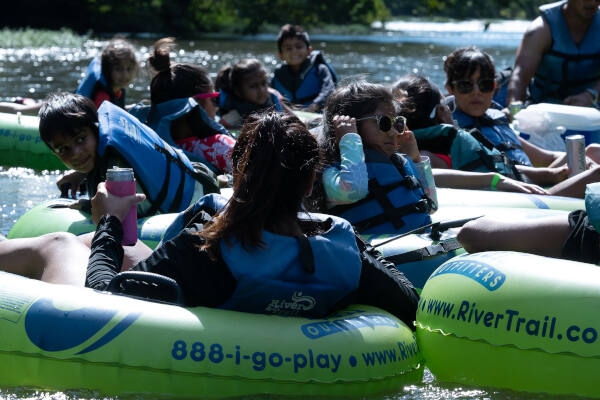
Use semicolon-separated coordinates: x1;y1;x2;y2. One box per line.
106;167;137;246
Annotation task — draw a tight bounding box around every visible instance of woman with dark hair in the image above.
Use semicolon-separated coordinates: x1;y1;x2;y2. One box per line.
0;112;419;324
393;74;547;194
307;81;436;236
445;46;600;198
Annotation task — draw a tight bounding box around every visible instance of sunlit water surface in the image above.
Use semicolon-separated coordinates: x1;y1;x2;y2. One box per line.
0;24;577;400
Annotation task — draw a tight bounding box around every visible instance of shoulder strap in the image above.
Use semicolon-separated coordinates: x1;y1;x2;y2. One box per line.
295;235;316;274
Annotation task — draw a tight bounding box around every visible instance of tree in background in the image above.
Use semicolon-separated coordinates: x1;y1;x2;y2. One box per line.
1;0;547;35
384;0;546;20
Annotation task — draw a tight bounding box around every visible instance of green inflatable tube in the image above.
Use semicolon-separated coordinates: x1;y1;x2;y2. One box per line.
8;198;576;291
7;198;176;249
0;110;321;171
416;251;600;398
0;111;66;170
0;271;422;398
436;187;583;211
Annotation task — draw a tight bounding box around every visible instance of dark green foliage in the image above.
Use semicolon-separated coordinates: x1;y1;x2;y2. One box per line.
385;0;547;20
0;0;546;35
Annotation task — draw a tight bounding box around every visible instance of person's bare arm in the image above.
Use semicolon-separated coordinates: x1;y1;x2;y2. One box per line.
432;169;547;194
506;16;552;105
518;136;562;167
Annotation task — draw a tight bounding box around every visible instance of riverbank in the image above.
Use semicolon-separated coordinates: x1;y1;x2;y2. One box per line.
0;16;529;48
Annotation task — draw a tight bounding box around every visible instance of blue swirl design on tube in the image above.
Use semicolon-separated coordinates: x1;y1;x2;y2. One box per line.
25;298;139;352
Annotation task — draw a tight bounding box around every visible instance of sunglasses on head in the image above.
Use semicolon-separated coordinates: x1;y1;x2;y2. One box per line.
453;78;496;94
357;115;406;135
429;95;456;119
193;92;220;100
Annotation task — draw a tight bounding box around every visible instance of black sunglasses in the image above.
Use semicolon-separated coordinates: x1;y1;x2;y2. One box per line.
357;115;406;135
453;78;496;94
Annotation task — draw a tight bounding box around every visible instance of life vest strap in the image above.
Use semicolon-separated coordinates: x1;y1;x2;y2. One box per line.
352;198;431;232
296;234;316;274
153;144;191;213
142;146;173;217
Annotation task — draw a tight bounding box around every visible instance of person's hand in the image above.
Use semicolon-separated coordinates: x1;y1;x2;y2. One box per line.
332;115;357;144
564;91;596;107
495;176;549;195
90;182;146;225
57;170;86;199
538;165;570;185
500;107;513;122
396;129;421;163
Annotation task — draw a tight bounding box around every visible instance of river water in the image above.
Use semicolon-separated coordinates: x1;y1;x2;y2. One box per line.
0;23;571;400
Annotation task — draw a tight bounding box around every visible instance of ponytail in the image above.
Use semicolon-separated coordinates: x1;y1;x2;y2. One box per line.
149;37;213;104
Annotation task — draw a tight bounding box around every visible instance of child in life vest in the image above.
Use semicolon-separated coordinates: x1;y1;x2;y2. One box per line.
146;37;235;173
76;36;137;110
216;58;292;129
307;81;437;236
271;24;337;112
445;46;600;198
393;74;548;195
45;92;218;216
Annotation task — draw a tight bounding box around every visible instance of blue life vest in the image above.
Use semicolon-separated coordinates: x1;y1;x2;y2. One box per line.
454;108;533;166
76;58;125;108
271;50;338;106
219;213;361;317
413;124;521;180
330;149;433;235
161;193;229;244
218;90;283;118
96;101;203;215
530;0;600;104
145;97;231;173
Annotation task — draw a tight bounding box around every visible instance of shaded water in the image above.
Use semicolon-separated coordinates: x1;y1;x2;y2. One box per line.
0;26;577;400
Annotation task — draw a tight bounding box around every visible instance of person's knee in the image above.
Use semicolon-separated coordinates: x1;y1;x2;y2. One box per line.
457;220;488;253
586;144;600;163
585;163;600;181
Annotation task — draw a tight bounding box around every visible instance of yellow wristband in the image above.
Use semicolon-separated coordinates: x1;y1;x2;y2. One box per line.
490;173;501;191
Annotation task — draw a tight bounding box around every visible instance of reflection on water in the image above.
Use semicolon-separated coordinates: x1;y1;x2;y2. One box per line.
0;28;552;400
0;168;59;234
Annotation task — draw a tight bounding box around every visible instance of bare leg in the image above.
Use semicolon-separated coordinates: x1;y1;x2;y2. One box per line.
547;166;600;198
457;215;571;258
0;232;89;285
76;232;153;271
586;144;600;165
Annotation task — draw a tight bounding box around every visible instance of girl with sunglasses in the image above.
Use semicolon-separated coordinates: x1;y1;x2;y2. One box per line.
307;81;436;236
215;58;294;130
137;37;236;174
445;46;600;198
394;74;547;194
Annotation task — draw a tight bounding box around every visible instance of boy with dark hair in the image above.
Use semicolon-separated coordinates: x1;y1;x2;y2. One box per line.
39;92;218;216
271;24;338;112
